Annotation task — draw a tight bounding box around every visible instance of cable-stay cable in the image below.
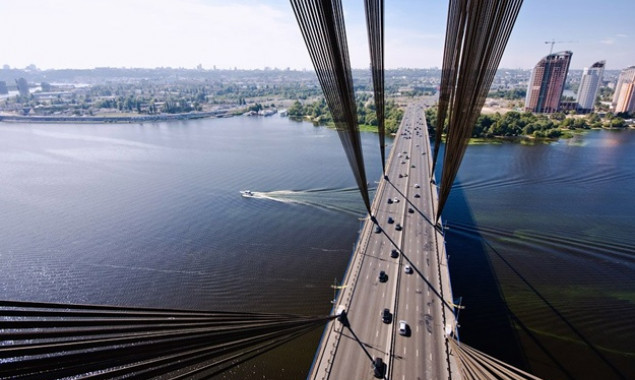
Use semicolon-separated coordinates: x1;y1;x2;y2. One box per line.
433;0;523;221
290;0;372;214
0;300;335;379
364;0;386;174
448;337;544;380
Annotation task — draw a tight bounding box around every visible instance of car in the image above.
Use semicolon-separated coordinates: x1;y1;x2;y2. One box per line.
374;225;382;233
398;174;403;178
378;270;388;282
373;357;386;378
414;193;420;198
404;265;413;274
399;320;409;336
393;198;399;203
408;207;414;214
395;223;402;231
414;184;420;188
381;308;391;324
387;217;394;224
387;198;393;204
391;249;399;258
411;164;416;168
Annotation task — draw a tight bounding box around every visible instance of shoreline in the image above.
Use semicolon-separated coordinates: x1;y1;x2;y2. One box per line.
0;110;232;124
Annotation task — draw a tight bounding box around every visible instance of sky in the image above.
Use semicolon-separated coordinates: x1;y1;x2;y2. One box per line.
1;0;634;71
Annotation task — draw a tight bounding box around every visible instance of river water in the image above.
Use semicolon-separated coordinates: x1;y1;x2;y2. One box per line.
0;116;633;379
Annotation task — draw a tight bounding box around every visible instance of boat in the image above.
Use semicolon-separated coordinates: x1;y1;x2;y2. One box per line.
240;190;254;197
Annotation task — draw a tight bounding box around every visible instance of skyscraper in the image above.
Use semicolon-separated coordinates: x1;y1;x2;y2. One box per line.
15;77;29;98
614;81;635;114
612;66;635;112
525;51;572;113
576;60;605;113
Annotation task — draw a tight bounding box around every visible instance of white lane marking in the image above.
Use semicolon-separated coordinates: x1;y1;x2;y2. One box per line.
416;349;419;357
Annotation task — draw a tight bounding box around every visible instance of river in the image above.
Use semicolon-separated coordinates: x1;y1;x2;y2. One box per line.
0;116;632;379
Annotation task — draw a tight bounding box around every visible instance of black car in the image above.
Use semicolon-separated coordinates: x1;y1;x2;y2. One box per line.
373;357;386;378
391;249;399;258
387;198;393;204
395;223;402;231
374;225;382;233
408;207;414;214
414;193;420;198
378;270;388;283
387;217;394;224
381;308;391;324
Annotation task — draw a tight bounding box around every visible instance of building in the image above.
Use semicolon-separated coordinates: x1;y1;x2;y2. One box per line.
576;61;605;113
525;51;572;113
612;66;635;112
0;81;8;95
614;81;635;114
15;77;29;98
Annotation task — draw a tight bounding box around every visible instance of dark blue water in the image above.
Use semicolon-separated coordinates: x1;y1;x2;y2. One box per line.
442;131;635;380
1;118;633;379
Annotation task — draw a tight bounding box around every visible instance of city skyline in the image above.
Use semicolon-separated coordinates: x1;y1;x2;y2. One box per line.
1;0;634;71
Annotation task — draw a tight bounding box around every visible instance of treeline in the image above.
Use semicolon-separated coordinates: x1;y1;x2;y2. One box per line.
488;88;526;100
287;95;404;133
425;107;631;139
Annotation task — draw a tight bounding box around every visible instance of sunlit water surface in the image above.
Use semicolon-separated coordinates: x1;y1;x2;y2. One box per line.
0;118;632;379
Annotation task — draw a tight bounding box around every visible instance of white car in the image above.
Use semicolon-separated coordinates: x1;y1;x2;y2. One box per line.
399;320;409;336
404;265;413;274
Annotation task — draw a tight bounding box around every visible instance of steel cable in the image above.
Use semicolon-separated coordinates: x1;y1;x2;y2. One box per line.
0;300;334;379
290;0;371;214
433;0;523;220
364;0;386;173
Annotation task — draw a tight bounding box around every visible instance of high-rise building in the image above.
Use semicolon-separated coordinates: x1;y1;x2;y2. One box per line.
0;81;8;95
612;66;635;111
576;60;605;113
15;77;29;98
614;80;635;114
525;51;572;113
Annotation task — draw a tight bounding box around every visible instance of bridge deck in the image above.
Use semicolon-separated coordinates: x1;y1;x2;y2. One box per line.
309;101;459;380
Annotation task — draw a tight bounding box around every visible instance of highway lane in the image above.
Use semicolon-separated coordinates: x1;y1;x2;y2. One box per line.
309;101;456;380
389;103;450;380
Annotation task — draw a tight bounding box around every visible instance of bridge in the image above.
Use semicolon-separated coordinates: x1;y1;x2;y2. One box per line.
309;101;458;379
0;1;545;379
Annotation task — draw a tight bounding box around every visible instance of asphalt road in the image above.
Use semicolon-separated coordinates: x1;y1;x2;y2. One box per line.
309;101;456;380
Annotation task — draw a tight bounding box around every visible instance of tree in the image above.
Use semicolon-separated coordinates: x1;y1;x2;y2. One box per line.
287;100;304;120
550;112;566;121
473;114;495;137
610;118;626;128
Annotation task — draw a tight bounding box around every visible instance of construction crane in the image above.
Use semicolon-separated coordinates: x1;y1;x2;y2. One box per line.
545;39;577;54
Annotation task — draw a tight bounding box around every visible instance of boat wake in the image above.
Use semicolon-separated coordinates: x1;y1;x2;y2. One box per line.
239;187;374;217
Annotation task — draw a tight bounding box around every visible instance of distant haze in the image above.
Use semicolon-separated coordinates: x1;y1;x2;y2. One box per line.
2;0;633;70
